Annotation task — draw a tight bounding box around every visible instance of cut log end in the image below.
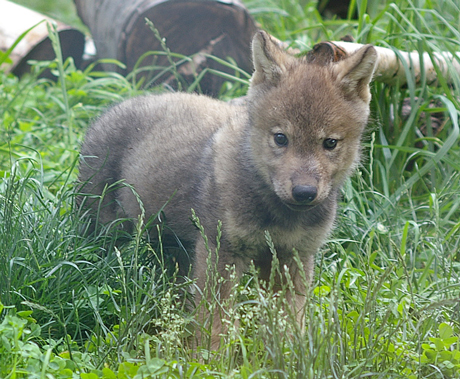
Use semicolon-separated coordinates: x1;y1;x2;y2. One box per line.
12;28;85;79
74;0;258;96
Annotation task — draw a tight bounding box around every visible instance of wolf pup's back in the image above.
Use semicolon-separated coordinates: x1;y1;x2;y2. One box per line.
78;31;377;348
79;92;243;242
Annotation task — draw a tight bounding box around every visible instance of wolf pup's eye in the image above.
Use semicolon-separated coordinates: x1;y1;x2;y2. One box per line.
323;138;338;150
274;133;288;147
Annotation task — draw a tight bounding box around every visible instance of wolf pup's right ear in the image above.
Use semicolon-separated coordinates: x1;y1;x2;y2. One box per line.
251;30;295;87
332;45;378;104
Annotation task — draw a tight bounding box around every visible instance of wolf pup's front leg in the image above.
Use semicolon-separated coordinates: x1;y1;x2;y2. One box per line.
191;238;243;350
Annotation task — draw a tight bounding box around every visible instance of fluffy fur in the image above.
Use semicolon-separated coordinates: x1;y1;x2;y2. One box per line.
78;30;377;347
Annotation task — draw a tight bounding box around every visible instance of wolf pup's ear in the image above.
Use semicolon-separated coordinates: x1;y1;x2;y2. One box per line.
332;45;378;104
251;30;294;87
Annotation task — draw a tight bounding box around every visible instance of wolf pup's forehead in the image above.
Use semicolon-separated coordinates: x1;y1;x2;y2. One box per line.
250;30;377;105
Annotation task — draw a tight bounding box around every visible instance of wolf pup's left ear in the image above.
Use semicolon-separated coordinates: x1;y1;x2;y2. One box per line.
332;45;378;104
251;30;295;87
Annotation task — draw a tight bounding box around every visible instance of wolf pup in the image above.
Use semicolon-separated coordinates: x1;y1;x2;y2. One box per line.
79;30;377;347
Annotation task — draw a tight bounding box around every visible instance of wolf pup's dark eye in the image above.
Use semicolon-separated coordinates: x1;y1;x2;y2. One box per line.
323;138;338;150
274;133;288;147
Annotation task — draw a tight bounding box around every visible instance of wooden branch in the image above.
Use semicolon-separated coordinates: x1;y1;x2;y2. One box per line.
162;33;227;88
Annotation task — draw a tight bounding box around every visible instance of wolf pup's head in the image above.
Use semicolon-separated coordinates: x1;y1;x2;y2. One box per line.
247;31;377;211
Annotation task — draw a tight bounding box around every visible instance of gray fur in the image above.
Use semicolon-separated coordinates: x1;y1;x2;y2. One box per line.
78;31;377;347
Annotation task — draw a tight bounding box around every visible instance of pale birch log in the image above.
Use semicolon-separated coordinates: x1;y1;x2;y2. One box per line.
273;35;460;86
331;41;460;86
0;0;85;78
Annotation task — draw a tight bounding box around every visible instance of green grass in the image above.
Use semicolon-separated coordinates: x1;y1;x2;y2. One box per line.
2;0;460;377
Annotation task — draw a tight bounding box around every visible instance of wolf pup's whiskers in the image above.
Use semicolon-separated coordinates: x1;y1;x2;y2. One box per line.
78;30;377;348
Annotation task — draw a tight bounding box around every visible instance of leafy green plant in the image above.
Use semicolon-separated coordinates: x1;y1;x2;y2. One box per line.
0;301;83;378
421;323;460;378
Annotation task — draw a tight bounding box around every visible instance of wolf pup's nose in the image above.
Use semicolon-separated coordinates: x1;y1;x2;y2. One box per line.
292;185;317;204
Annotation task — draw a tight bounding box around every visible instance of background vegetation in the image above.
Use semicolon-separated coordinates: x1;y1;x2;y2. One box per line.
2;0;460;377
11;0;83;27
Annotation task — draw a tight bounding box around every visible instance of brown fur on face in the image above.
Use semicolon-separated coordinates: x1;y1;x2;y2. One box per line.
78;31;377;349
248;32;375;209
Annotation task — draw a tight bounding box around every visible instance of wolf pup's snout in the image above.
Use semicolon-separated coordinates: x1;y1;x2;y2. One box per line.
292;185;317;204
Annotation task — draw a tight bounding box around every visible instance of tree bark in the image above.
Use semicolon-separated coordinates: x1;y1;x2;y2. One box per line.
74;0;258;96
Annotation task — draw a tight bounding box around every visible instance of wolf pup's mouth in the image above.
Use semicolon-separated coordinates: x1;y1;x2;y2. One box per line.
284;202;316;212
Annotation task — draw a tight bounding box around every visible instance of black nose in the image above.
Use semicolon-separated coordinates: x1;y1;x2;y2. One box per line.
292;185;317;204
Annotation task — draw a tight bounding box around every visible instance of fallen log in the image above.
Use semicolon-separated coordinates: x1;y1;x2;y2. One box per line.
72;0;459;91
283;38;460;86
0;0;85;79
328;41;460;86
74;0;258;96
